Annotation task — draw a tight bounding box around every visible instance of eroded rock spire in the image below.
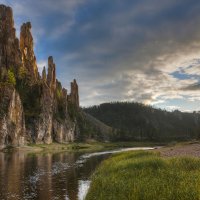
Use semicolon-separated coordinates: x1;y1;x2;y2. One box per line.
47;56;56;94
0;5;21;71
0;4;80;148
42;66;47;82
69;79;79;108
20;22;38;81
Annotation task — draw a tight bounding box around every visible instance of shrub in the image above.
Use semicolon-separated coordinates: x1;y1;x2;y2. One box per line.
7;70;16;86
18;66;27;79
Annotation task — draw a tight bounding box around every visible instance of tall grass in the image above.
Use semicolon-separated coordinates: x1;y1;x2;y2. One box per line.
86;151;200;200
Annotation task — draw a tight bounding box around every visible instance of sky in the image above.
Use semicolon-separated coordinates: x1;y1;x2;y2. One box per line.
1;0;200;111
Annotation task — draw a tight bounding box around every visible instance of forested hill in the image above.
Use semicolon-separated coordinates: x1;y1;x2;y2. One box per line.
84;102;200;141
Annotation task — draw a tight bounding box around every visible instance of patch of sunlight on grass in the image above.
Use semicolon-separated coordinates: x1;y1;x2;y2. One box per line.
86;151;200;200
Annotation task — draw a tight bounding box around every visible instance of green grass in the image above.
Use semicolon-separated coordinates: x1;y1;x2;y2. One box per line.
25;142;102;154
1;141;162;153
86;151;200;200
19;141;161;154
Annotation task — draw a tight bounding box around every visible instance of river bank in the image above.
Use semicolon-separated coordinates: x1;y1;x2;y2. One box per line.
0;144;156;200
86;141;200;200
156;141;200;157
1;141;163;154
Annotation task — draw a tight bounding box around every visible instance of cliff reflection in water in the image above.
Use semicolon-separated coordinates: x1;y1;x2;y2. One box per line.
0;151;108;200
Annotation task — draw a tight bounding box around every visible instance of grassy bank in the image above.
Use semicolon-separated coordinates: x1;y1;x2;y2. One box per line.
4;141;162;154
86;151;200;200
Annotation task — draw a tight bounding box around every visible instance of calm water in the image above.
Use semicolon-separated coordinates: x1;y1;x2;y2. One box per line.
0;147;154;200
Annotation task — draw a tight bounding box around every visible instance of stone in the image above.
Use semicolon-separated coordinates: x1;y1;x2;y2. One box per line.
0;4;83;148
47;56;56;95
42;66;47;82
0;86;26;149
0;5;22;72
53;120;75;143
31;83;54;144
20;22;38;81
68;79;79;108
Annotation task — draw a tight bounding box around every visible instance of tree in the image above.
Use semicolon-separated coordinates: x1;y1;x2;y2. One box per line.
18;66;27;79
84;102;200;142
0;68;7;82
7;69;16;86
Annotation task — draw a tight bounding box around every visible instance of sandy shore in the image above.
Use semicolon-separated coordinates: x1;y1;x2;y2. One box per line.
157;142;200;157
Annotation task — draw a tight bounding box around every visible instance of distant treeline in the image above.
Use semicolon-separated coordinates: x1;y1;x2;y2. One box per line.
84;102;200;142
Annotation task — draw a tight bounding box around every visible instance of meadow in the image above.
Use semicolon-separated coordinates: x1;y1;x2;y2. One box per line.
86;151;200;200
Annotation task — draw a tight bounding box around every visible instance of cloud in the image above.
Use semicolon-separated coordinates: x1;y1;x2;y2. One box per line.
165;105;181;111
2;0;200;111
37;60;47;74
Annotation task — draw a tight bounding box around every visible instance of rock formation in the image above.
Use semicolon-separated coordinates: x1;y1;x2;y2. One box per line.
47;56;56;95
42;66;47;82
0;5;80;149
0;4;110;150
20;22;38;81
68;79;79;108
0;86;26;149
0;5;21;72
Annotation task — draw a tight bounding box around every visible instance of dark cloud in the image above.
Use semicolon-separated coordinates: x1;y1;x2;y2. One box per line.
2;0;200;110
182;83;200;91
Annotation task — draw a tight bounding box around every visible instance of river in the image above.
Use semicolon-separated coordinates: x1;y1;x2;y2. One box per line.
0;147;154;200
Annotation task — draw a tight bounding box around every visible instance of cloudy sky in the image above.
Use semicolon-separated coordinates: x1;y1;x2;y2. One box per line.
2;0;200;111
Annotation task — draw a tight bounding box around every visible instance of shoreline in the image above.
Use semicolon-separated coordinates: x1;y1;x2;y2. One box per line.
1;141;164;154
3;140;200;157
156;140;200;157
86;141;200;200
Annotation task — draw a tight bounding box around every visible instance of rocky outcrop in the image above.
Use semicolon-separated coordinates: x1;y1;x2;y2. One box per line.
0;5;21;72
26;56;77;144
53;81;75;143
47;56;56;95
0;4;109;149
35;84;54;144
20;22;38;81
42;66;47;82
53;120;75;143
68;79;79;108
0;86;26;149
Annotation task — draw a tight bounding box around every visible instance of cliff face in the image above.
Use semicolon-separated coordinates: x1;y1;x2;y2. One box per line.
20;22;38;81
0;86;26;149
47;56;56;95
27;56;77;144
30;57;56;144
0;5;80;149
68;79;79;108
0;5;21;73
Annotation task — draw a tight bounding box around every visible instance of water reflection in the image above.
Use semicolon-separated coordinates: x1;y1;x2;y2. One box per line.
78;180;91;200
0;147;154;200
0;151;108;200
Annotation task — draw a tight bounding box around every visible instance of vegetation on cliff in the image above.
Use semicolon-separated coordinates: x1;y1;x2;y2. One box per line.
0;4;80;148
0;4;113;149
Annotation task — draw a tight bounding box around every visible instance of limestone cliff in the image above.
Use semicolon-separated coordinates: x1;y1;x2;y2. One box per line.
0;86;26;149
42;66;47;82
25;55;78;144
20;22;38;81
53;79;75;143
0;5;21;73
30;57;56;144
47;56;56;95
0;4;80;149
0;4;110;149
68;79;79;108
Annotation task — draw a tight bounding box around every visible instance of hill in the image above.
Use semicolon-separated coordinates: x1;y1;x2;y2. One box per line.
84;102;200;141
